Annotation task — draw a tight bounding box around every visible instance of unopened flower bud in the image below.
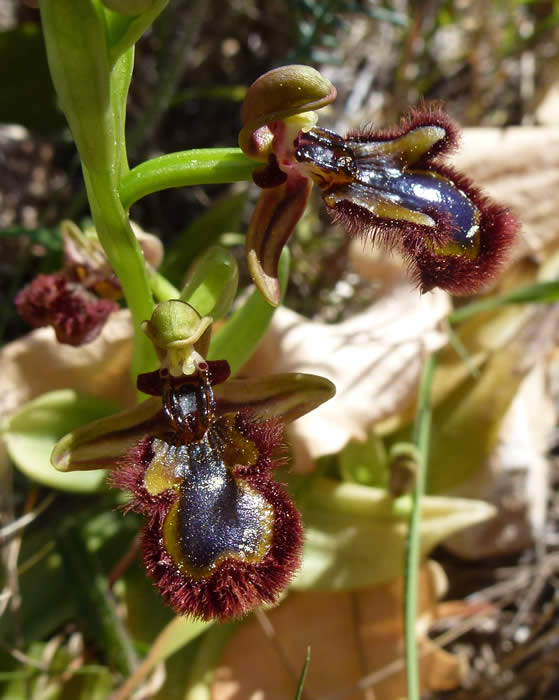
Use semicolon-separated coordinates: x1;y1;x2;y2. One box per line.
142;300;212;377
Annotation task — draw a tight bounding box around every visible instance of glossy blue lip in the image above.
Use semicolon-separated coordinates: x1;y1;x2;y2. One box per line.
295;126;481;254
352;167;480;249
165;428;270;571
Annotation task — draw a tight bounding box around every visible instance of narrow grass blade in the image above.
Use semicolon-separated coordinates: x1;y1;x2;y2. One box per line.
404;353;436;700
449;279;559;324
294;646;311;700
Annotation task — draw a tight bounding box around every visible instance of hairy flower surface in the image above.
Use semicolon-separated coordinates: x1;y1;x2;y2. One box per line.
117;362;304;620
52;301;335;620
240;67;518;305
15;272;119;346
15;220;162;345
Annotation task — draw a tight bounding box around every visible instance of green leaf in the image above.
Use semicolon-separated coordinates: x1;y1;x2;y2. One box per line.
449;279;559;324
141;617;209;670
103;1;169;65
59;665;114;700
180;246;239;320
112;616;209;700
154;639;205;700
293;477;494;590
338;432;388;487
183;623;239;700
122;562;175;646
161;191;248;287
426;305;548;493
56;524;137;675
0;642;115;698
209;247;289;374
3;389;119;492
0;505;140;648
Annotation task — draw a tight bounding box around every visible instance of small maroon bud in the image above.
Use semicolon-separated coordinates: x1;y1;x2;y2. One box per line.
15;273;119;345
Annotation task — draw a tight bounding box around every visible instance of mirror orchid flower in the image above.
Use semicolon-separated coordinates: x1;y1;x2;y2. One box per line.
51;300;335;620
240;65;518;306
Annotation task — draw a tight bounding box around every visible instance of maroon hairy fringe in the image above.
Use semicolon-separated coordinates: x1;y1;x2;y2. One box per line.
142;476;302;621
231;411;287;478
109;418;302;621
330;162;517;295
409;164;518;294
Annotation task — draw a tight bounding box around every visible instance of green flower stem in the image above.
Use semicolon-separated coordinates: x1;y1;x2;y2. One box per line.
40;0;156;378
118;148;258;210
404;352;436;700
39;0;113;176
82;165;156;377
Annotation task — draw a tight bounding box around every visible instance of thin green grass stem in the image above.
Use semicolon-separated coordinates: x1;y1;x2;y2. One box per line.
294;646;311;700
404;352;436;700
447;326;480;379
449;279;559;324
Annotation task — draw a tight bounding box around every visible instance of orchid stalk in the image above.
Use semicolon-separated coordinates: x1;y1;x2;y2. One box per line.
12;0;517;642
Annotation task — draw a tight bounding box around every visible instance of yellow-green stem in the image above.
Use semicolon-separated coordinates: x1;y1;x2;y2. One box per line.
82;166;156;377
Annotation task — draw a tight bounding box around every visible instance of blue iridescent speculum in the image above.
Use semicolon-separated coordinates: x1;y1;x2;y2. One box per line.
295;123;480;257
291;110;517;294
141;372;275;580
128;357;304;619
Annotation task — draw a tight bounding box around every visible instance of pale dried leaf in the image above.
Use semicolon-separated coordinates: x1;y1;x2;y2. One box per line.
0;310;135;420
243;284;450;469
211;562;462;700
451;127;559;258
446;364;555;559
536;83;559;125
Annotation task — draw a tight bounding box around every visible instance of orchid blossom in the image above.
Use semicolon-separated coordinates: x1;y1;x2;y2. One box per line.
51;300;334;620
239;65;518;306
